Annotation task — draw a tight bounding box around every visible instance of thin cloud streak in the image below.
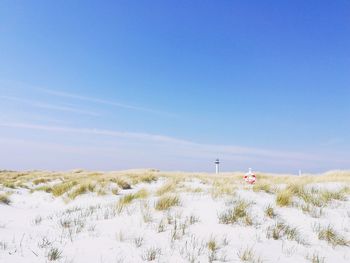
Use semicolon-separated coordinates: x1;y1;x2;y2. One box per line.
1;95;99;116
0;122;325;162
39;88;177;117
0;122;189;144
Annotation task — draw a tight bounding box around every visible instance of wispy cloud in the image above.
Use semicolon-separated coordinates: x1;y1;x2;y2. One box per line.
0;79;175;117
1;95;99;116
39;88;177;117
0;122;323;163
0;122;189;144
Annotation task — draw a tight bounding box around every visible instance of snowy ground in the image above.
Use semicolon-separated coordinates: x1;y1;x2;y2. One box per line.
0;172;349;263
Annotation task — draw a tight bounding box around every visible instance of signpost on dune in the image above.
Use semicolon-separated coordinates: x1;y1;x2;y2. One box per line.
215;159;220;174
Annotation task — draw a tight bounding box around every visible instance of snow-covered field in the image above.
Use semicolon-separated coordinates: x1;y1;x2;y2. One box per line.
0;170;349;263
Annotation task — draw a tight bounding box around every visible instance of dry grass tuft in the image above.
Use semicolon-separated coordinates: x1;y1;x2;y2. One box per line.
305;252;325;263
264;205;277;219
33;178;51;185
52;181;78;197
31;185;53;193
219;200;252;225
237;247;263;263
274;182;348;212
0;194;10;205
47;247;62;261
156;181;177;196
135;188;149;199
137;173;158;183
317;225;349;247
155;195;180;210
2;182;16;189
117;189;149;206
118;193;137;205
67;183;96;200
253;183;275;194
319;189;346;203
112;178;131;190
111;187;119;195
207;237;219;262
207;238;218;252
301;204;324;218
276;190;293;207
183;186;203;193
211;179;236;198
142;247;161;261
266;221;305;244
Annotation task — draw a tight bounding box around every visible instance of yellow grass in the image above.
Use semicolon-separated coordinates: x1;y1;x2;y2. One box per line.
118;188;150;206
276;190;293;207
211;179;236;198
219;199;252;225
156;180;177;196
318;225;349;247
118;193;137;205
134;188;149;199
155;195;180;210
52;181;78;197
33;178;51;185
253;183;276;194
67;183;96;199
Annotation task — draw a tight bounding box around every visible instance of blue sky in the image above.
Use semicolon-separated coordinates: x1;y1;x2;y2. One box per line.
0;1;349;173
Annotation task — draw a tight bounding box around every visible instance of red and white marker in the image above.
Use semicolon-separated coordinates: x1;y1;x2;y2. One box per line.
244;168;256;184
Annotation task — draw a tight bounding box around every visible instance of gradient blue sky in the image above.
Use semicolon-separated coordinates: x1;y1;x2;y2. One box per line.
0;1;349;173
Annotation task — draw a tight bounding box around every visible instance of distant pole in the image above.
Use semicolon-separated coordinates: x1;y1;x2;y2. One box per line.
298;170;302;176
215;159;220;174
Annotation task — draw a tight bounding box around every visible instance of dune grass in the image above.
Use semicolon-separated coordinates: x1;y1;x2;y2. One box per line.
2;182;16;189
111;178;131;190
136;173;158;183
207;237;219;262
31;185;53;193
305;252;325;263
47;247;62;261
67;183;96;200
276;183;348;209
219;199;252;225
319;189;347;203
155;195;180;210
118;194;137;205
33;178;52;185
317;225;349;247
237;247;263;263
211;179;236;198
135;188;149;199
253;182;275;194
111;187;119;195
276;190;293;207
266;221;305;244
52;181;78;197
1;169;350;191
0;194;10;205
118;189;150;206
156;180;177;196
265;205;277;218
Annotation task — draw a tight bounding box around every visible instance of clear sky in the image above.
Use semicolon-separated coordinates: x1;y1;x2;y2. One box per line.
0;1;349;173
